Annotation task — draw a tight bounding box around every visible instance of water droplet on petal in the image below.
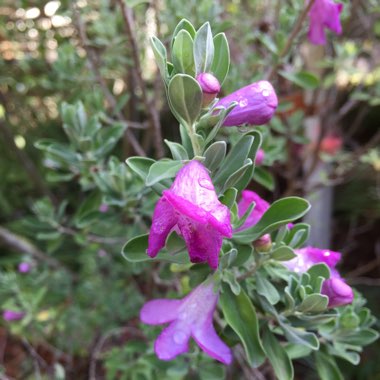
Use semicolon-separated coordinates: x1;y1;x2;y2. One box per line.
323;251;330;257
173;331;187;344
199;178;213;190
262;89;269;97
239;99;248;107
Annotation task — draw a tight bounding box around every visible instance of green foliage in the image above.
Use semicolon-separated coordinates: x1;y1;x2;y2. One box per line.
0;3;379;380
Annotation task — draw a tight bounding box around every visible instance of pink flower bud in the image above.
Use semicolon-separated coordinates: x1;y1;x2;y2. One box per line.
253;234;272;252
99;204;109;213
196;73;221;106
18;262;31;273
320;135;342;155
256;149;265;165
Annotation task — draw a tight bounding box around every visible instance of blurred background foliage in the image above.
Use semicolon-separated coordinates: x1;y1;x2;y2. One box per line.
0;0;379;379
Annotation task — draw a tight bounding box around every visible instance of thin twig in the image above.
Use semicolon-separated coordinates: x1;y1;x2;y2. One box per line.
266;0;316;81
0;226;63;270
57;225;125;245
117;0;164;158
346;277;380;286
346;257;380;278
72;3;146;157
89;326;145;380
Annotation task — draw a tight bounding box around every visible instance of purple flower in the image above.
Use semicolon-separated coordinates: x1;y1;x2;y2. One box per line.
237;190;293;232
18;262;31;273
284;247;341;273
216;80;277;126
99;204;109;213
283;246;354;307
140;281;232;364
3;310;25;321
148;161;232;269
308;0;343;45
321;278;354;308
236;190;270;231
255;149;265;165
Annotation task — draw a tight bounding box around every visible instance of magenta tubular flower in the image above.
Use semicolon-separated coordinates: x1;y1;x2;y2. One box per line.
216;80;278;126
283;246;354;307
237;190;294;232
321;278;354;307
140;281;232;364
18;262;31;273
3;310;25;321
197;72;221;106
236;190;269;231
308;0;344;45
148;161;232;269
284;247;341;273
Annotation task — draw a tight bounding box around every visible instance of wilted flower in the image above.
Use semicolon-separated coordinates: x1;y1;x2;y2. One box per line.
283;246;354;307
255;149;265;165
148;161;232;269
196;73;221;106
18;262;31;273
3;310;25;321
216;80;277;126
308;0;343;45
140;280;232;364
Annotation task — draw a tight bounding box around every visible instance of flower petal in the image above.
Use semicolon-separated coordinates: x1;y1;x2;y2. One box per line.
304;247;341;268
178;218;223;269
154;321;191;361
147;197;177;258
166;161;232;236
192;321;232;365
236;190;269;230
140;299;182;325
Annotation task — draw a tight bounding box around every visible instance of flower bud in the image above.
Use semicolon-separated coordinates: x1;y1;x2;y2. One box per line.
216;80;278;126
320;135;342;155
18;262;31;273
196;73;221;106
3;310;25;322
98;204;109;213
256;149;265;165
253;234;272;253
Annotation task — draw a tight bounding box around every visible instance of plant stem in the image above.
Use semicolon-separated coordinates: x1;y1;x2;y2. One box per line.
72;3;146;157
117;0;165;158
266;0;316;81
0;226;63;270
188;124;202;157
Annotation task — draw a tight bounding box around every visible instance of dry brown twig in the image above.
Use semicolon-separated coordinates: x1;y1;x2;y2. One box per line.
117;0;164;158
72;3;147;157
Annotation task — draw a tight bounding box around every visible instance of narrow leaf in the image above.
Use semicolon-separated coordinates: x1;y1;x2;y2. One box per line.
220;284;266;367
